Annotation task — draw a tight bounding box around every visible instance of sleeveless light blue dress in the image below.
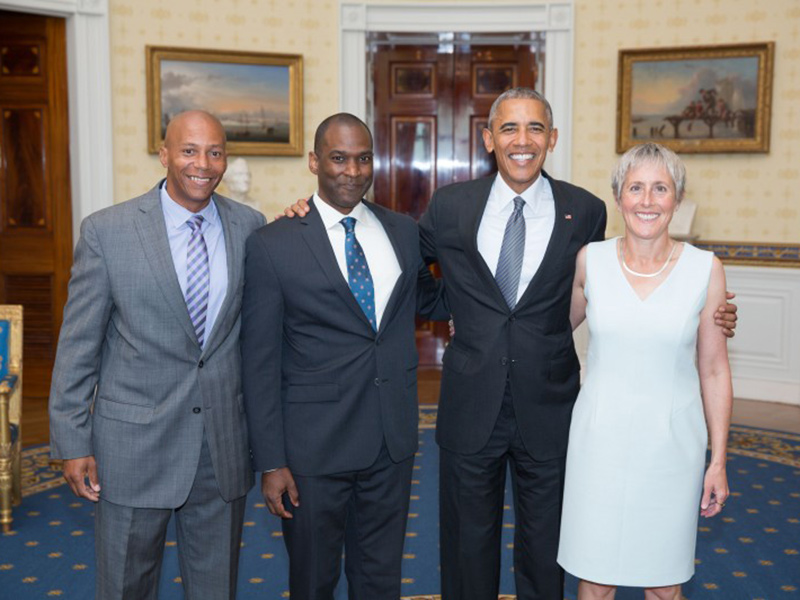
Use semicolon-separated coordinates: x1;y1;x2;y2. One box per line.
557;238;713;587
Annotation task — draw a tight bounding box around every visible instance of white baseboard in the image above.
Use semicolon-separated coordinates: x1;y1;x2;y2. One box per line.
731;376;799;406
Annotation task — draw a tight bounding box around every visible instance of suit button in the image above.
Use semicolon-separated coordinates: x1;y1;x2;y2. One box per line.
509;315;516;322
198;360;204;368
376;339;381;346
193;407;201;414
500;357;509;366
374;378;381;386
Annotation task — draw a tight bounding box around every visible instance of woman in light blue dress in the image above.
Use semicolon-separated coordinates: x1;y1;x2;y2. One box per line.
557;143;733;600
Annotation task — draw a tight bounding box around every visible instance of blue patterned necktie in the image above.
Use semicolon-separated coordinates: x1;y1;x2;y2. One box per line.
186;215;210;346
495;196;526;309
341;216;377;330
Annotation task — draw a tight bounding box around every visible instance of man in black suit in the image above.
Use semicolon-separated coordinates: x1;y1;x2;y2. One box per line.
419;88;605;600
241;113;443;600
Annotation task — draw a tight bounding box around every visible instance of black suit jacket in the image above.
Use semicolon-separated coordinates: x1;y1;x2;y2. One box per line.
419;172;607;460
242;199;443;476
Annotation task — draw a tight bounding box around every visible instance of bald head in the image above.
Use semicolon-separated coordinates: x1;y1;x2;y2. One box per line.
163;110;227;148
159;110;228;212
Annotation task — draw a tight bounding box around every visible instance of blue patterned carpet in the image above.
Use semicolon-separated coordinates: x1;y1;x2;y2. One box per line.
2;409;798;599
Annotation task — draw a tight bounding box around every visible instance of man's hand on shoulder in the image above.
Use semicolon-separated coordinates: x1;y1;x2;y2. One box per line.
261;467;300;519
715;291;738;338
274;198;311;221
62;456;101;502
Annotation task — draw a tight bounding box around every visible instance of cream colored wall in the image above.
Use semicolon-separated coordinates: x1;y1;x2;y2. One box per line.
109;0;339;218
109;0;799;242
573;0;800;242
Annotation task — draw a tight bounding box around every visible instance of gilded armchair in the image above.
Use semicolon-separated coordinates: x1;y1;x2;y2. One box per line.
0;305;23;533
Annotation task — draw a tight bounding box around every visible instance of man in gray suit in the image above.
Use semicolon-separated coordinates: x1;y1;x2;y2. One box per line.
49;110;265;599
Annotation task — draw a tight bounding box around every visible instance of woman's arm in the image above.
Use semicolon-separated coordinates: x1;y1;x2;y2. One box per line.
697;255;733;518
570;246;589;331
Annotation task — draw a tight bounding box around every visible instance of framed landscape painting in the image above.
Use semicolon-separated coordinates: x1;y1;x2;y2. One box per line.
616;43;774;153
146;46;303;156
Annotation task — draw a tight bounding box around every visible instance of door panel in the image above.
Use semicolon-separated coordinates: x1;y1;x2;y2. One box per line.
470;115;495;181
3;107;48;228
390;117;436;221
0;10;72;399
373;45;453;217
3;274;53;361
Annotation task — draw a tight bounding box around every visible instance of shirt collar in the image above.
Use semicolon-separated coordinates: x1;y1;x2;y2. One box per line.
313;192;372;231
160;182;220;231
490;172;547;215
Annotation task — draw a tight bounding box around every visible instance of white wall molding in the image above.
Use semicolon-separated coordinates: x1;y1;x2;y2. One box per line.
1;0;114;238
77;0;105;15
575;265;800;406
725;266;800;405
339;1;575;181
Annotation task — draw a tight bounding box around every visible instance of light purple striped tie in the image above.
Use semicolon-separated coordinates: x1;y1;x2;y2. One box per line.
186;215;210;347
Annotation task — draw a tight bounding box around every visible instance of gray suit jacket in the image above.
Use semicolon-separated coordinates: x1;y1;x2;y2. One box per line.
49;182;265;508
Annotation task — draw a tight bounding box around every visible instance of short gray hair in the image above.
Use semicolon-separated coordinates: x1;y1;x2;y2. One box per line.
487;87;554;130
611;143;686;203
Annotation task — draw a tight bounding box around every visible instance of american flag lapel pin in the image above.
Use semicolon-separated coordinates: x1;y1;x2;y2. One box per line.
564;213;573;220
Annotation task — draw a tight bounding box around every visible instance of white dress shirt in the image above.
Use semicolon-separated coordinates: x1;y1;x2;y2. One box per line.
160;186;228;347
314;194;402;329
476;174;555;305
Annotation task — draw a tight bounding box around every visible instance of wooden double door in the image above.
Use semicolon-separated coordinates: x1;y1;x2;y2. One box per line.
371;38;538;362
372;39;538;219
0;11;73;399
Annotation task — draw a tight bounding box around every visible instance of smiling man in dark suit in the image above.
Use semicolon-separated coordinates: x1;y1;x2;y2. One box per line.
419;88;606;600
241;113;443;600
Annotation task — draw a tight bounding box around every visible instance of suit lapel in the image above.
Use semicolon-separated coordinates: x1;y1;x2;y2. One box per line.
461;175;509;310
515;171;573;308
134;183;199;348
364;202;408;334
300;199;375;332
202;195;241;357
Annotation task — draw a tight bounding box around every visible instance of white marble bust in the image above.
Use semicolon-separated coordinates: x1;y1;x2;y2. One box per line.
223;157;261;213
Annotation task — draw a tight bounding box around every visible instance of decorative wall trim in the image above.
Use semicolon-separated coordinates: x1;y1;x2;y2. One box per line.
0;0;114;240
696;241;800;268
575;264;800;406
725;265;800;406
339;1;576;181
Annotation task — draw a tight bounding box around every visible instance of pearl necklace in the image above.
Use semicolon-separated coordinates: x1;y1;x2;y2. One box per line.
620;239;677;278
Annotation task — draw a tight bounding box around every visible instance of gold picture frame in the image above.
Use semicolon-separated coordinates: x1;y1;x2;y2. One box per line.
616;42;774;154
146;46;303;156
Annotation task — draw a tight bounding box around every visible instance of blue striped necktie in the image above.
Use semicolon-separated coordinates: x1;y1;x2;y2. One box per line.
341;217;377;330
185;215;210;347
495;196;526;309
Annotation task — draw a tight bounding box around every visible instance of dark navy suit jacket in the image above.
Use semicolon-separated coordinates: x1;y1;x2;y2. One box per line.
419;172;607;460
242;198;444;476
